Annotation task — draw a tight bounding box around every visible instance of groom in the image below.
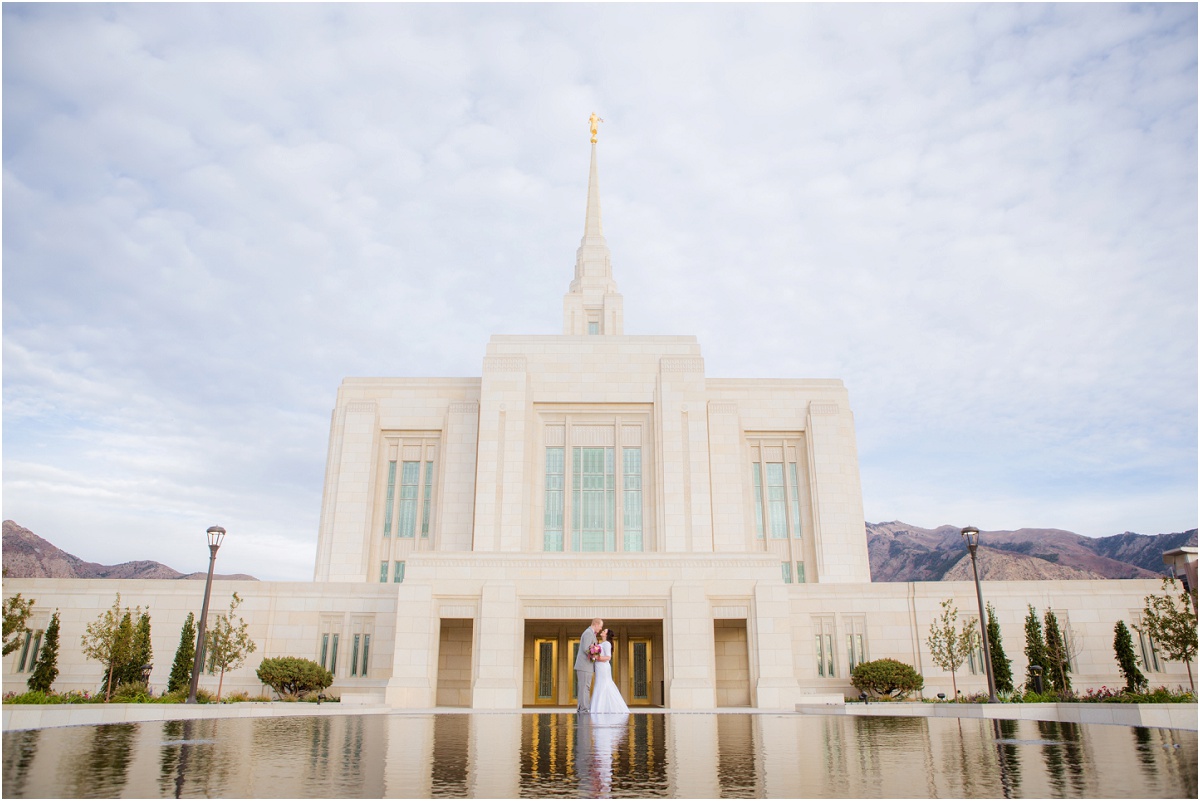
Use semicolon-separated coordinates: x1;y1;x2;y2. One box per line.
575;618;603;713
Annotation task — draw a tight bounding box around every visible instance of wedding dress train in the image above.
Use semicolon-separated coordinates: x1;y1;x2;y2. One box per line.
588;641;630;715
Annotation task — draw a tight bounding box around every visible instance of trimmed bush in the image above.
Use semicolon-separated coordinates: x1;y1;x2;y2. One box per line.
256;657;333;699
110;680;153;703
851;658;924;699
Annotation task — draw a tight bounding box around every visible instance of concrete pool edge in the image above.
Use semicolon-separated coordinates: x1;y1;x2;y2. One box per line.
3;701;1196;732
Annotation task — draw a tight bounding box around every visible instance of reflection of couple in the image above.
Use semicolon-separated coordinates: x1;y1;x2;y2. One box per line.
574;618;629;715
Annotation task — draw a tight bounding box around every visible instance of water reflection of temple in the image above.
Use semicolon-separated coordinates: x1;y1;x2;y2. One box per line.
2;714;1196;798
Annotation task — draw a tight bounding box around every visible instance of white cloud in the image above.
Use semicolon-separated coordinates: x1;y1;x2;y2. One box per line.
4;3;1195;580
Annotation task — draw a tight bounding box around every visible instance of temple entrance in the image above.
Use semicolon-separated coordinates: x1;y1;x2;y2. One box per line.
522;620;663;707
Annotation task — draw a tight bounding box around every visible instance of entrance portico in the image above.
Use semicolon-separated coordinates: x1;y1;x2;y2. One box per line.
384;552;805;710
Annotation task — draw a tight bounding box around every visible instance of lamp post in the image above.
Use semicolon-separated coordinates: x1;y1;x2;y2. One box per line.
961;526;999;703
186;525;226;704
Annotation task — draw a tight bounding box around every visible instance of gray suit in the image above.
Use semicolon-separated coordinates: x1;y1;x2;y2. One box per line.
575;626;598;712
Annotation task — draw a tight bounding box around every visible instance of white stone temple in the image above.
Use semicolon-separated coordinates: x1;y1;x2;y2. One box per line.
4;125;1188;707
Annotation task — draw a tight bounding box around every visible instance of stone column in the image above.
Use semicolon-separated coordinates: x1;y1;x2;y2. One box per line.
749;582;803;707
664;582;716;708
317;400;379;581
384;584;438;707
471;582;522;708
805;400;871;583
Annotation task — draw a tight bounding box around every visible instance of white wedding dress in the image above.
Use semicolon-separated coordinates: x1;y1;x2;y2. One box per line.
588;642;630;714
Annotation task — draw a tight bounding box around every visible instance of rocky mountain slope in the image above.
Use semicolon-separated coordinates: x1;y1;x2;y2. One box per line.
2;520;257;581
867;521;1196;583
4;519;1191;585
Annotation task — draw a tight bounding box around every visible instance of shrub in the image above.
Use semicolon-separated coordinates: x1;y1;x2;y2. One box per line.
256;657;333;700
3;689;99;705
851;658;924;699
156;687;215;704
110;681;153;703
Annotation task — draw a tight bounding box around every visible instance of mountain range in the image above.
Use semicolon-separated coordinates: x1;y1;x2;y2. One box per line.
2;520;258;581
2;519;1194;584
866;521;1196;582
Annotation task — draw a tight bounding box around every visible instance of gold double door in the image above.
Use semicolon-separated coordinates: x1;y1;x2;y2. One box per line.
532;635;654;706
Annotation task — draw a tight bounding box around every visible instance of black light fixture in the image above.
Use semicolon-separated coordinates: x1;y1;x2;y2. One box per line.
961;526;999;704
186;525;226;704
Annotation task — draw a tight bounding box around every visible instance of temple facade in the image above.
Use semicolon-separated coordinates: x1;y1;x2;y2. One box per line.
4;133;1188;707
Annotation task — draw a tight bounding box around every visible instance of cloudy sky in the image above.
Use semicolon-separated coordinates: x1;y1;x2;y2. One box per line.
4;3;1196;582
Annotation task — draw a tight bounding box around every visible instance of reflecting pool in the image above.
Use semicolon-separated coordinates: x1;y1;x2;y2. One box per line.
3;712;1196;798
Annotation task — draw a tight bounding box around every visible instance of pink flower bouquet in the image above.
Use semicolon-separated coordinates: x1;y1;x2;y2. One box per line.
587;643;602;661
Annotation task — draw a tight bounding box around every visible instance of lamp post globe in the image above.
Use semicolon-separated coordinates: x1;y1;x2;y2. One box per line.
961;526;999;703
186;525;226;704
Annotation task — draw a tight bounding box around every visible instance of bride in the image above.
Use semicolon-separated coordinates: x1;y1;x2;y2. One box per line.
588;628;629;714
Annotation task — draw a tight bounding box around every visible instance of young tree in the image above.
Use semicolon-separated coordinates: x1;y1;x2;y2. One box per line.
926;598;977;701
3;591;35;656
81;594;144;701
121;612;153;687
103;611;135;691
1023;605;1048;693
1136;577;1198;692
167;613;197;694
986;603;1014;694
1043;609;1072;694
205;593;257;701
27;611;60;693
1113;620;1147;693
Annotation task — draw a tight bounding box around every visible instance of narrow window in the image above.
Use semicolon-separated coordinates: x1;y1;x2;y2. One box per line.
847;629;867;672
379;561;388;583
572;642;580;698
320;634;329;670
351;634;360;677
361;635;370;677
815;633;825;677
825;633;835;677
623;447;643;552
766;463;787;538
17;632;32;672
397;461;420;537
588;321;599;335
26;631;42;673
544;447;565;551
382;460;397;537
796;562;806;584
788;462;802;538
393;561;405;583
573;447;614;552
1139;629;1160;672
782;562;792;583
752;463;765;539
329;634;339;675
421;460;434;537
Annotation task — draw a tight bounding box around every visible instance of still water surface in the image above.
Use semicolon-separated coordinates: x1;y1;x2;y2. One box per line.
3;712;1196;798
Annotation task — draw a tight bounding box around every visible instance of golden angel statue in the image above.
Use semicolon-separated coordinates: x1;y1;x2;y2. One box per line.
589;112;604;143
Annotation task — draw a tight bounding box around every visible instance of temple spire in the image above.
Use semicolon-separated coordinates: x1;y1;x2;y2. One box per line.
564;114;624;335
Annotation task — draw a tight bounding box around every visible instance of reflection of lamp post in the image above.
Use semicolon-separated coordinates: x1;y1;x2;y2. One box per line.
961;526;999;704
186;525;226;704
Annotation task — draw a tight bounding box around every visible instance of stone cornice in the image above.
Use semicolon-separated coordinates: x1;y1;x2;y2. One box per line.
407;554;779;570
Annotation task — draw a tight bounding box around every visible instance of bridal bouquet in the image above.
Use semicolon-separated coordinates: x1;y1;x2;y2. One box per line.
587;643;602;661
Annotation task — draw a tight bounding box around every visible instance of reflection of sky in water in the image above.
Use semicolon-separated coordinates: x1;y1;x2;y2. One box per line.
2;713;1196;798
